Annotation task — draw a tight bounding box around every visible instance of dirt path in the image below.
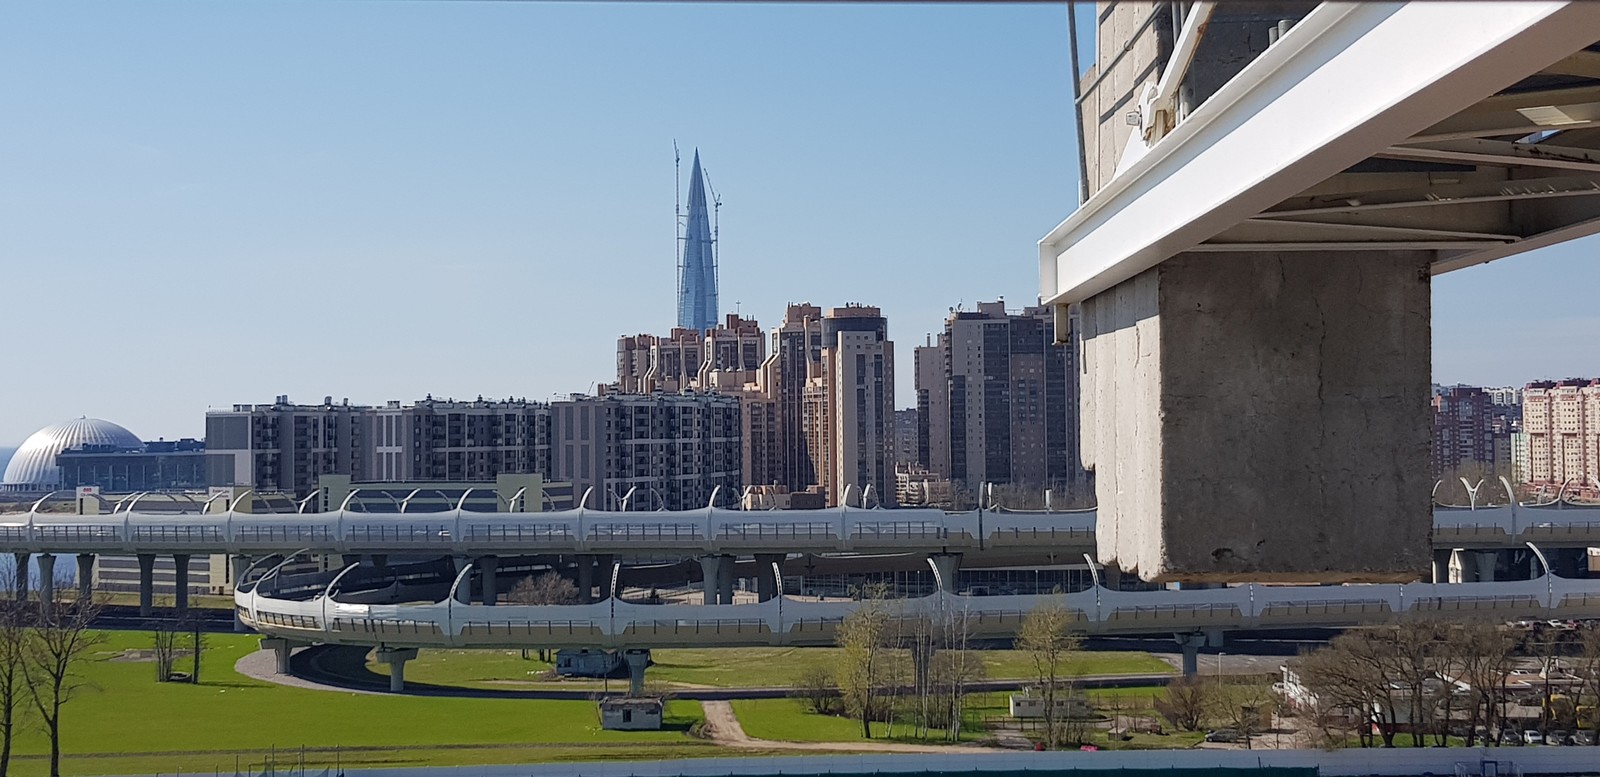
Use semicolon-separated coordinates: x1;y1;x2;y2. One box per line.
698;700;989;754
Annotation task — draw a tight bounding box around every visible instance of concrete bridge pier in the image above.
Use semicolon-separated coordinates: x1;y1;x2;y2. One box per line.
173;554;190;613
230;555;251;632
621;648;651;696
260;637;303;674
36;554;55;618
1077;251;1433;583
698;555;735;604
577;555;596;604
75;554;94;602
479;556;499;606
137;553;155;617
377;647;419;692
1175;632;1208;678
341;554;361;569
11;553;27;602
928;553;961;594
754;554;785;601
596;554;614;600
1476;551;1499;583
1432;549;1452;584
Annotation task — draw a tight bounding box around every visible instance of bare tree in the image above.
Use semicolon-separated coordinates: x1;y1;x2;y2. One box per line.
1213;679;1277;750
835;596;891;739
22;583;105;777
1155;676;1211;732
1573;627;1600;746
151;617;180;682
1455;621;1517;747
508;572;580;605
1017;599;1082;749
0;572;27;777
793;664;841;715
186;613;207;684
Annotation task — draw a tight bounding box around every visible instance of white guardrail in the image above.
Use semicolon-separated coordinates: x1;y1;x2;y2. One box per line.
1;503;1598;556
237;572;1600;649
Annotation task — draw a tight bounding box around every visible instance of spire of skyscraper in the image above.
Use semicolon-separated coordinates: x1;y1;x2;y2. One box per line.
676;149;718;332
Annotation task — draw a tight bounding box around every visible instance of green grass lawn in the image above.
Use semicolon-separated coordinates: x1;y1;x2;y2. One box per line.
4;631;709;777
372;646;1174;690
732;695;993;745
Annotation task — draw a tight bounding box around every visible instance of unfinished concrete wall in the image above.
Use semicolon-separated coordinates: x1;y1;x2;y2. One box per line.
1081;251;1434;582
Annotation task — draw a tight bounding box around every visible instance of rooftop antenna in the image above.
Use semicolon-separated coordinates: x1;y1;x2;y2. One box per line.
674;141;684;323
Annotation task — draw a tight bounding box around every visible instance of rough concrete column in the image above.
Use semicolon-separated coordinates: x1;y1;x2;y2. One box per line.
1080;251;1433;582
754;554;785;602
1101;563;1123;591
371;554;388;573
75;554;94;601
595;554;614;600
173;554;190;613
479;556;499;606
928;553;961;594
260;637;298;674
341;554;361;569
577;555;596;605
11;553;28;602
36;554;55;619
377;647;419;692
231;555;251;633
621;648;651;697
716;555;736;605
136;553;156;617
698;555;728;605
1175;632;1208;678
1432;549;1452;585
1476;551;1499;583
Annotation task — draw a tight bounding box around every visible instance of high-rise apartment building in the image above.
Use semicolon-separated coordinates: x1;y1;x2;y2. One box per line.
764;303;825;492
676;150;719;332
804;305;896;506
205;396;551;497
204;396;372;497
1431;386;1507;479
551;392;741;511
1522;379;1600;497
915;301;1088;500
616;329;704;394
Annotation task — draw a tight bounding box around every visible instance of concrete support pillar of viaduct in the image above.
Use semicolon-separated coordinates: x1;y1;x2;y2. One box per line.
377;647;419;693
479;556;499;606
596;555;615;600
260;637;302;675
1080;251;1433;583
11;553;28;602
928;553;961;594
173;554;190;613
754;554;785;602
577;555;596;605
76;554;94;602
1175;632;1209;678
698;555;735;605
231;555;251;633
1432;549;1453;585
136;554;156;617
1476;551;1499;583
36;554;55;618
621;649;651;697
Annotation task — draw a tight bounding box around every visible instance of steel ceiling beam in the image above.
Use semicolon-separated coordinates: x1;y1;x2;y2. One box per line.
1041;1;1600;306
1381;138;1600;172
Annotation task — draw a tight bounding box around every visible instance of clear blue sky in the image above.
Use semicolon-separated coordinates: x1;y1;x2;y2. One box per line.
0;1;1595;446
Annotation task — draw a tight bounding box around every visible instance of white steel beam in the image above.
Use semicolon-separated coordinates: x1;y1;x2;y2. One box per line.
1381;138;1600;173
1040;1;1600;306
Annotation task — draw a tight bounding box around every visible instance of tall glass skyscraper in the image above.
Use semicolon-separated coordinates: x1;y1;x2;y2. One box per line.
676;150;718;332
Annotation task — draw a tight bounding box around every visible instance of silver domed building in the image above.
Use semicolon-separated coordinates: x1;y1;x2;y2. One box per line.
1;418;142;493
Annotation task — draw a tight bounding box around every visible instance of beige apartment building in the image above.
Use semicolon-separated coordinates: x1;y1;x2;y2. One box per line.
1523;379;1600;498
